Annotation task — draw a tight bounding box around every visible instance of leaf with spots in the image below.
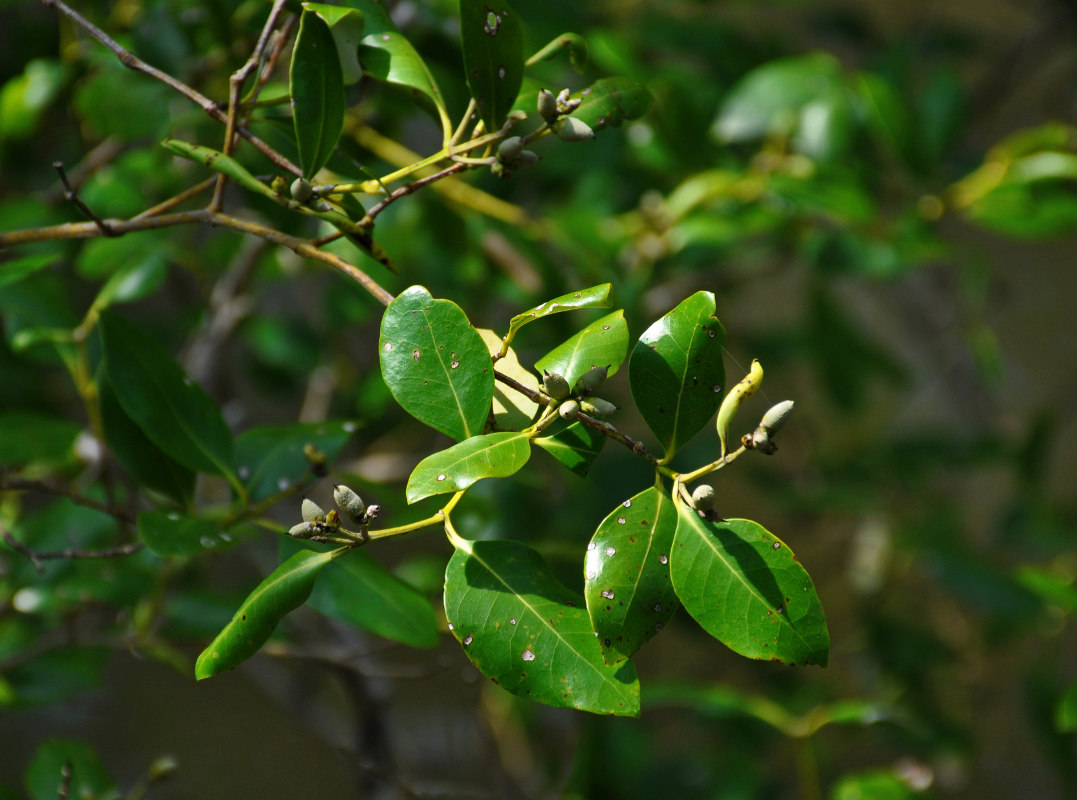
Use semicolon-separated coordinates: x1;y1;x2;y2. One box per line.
379;286;494;442
195;548;342;679
444;536;640;716
304;3;364;85
290;7;345;178
460;0;524;132
347;0;451;135
585;487;679;665
506;283;612;341
234;420;358;502
568;77;653;134
629;291;726;459
533;418;606;477
138;510;244;557
671;507;829;666
406;432;531;503
534;310;629;388
98;311;235;480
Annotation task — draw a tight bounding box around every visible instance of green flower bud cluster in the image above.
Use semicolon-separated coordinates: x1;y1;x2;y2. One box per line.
537;88;596;142
287;485;378;545
541;365;618;419
494;135;540;175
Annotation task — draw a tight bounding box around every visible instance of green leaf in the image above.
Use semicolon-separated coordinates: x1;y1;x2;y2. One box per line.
138;510;240;557
98;312;235;479
99;381;194;505
24;739;115;800
478;328;539;429
506;283;612;340
533;418;606;477
569;77;653;133
712;52;844;143
406;431;531;503
304;3;365;84
234;420;358;501
348;0;450;133
830;771;922;800
379;286;494;441
0;412;81;467
195;549;340;679
282;539;439;649
534;310;629;388
0;252;59;289
585;487;679;665
89;258;167;313
0;58;67;141
445;536;640;716
460;0;525;132
527;32;588;73
629;291;726;459
672;510;828;666
291;7;345;178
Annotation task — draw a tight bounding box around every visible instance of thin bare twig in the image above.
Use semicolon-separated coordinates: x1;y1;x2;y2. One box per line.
41;0;302;176
360;162;470;228
53;161;116;236
2;528;143;576
1;476;136;523
131;177;216;220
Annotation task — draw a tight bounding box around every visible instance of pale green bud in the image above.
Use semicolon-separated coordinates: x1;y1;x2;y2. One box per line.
542;371;571;401
572;364;609;396
334;484;366;524
301;498;325;523
691;484;716;512
553;116;596;142
290;177;314;203
559;399;580;419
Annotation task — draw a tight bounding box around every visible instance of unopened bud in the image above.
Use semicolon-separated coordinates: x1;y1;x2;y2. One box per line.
572;364;609;396
553;116;596;142
290;177;314;203
288;522;314;539
497;136;526;163
691;484;716;512
580;397;617;417
559;399;580;419
538;89;558;122
334;484;366;524
543;371;571;401
301;498;325;523
759;400;794;435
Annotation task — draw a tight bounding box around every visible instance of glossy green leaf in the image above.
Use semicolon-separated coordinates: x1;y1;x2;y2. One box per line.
24;739;114;800
234;420;358;501
89;258;167;312
0;252;58;289
282;539;439;649
99;381;194;505
534;310;629;387
460;0;525;132
138;510;239;557
533;419;606;477
712;52;844;143
506;283;612;340
585;487;679;665
527;32;588;73
407;432;530;502
445;536;640;716
0;58;67;141
195;549;340;679
349;0;450;133
379;286;494;441
97;312;235;479
305;3;365;84
569;77;653;133
629;291;726;459
0;412;80;466
291;8;345;178
478;328;539;429
671;511;829;666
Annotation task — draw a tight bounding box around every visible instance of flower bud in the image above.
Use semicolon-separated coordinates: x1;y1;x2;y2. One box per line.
271;175;287;195
290;177;314;203
580;397;617;417
559;399;580;419
516;150;540;168
497;136;526;164
362;504;380;523
301;498;325;523
542;371;571;401
537;89;558;122
691;484;716;512
572;364;609;396
759;400;794;435
334;484;366;524
555;88;580;114
288;522;314;538
553;116;596;142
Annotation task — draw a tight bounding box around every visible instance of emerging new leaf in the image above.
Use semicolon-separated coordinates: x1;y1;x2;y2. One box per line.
716;359;763;457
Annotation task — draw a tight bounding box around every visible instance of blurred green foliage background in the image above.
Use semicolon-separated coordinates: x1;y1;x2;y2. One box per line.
1;0;1076;798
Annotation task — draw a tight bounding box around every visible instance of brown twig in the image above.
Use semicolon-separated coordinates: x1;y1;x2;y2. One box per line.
41;0;302;176
2;528;144;576
131;177;216;220
213;0;290;210
360;162;470;229
492;371;660;463
1;476;136;523
53;161;116;236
